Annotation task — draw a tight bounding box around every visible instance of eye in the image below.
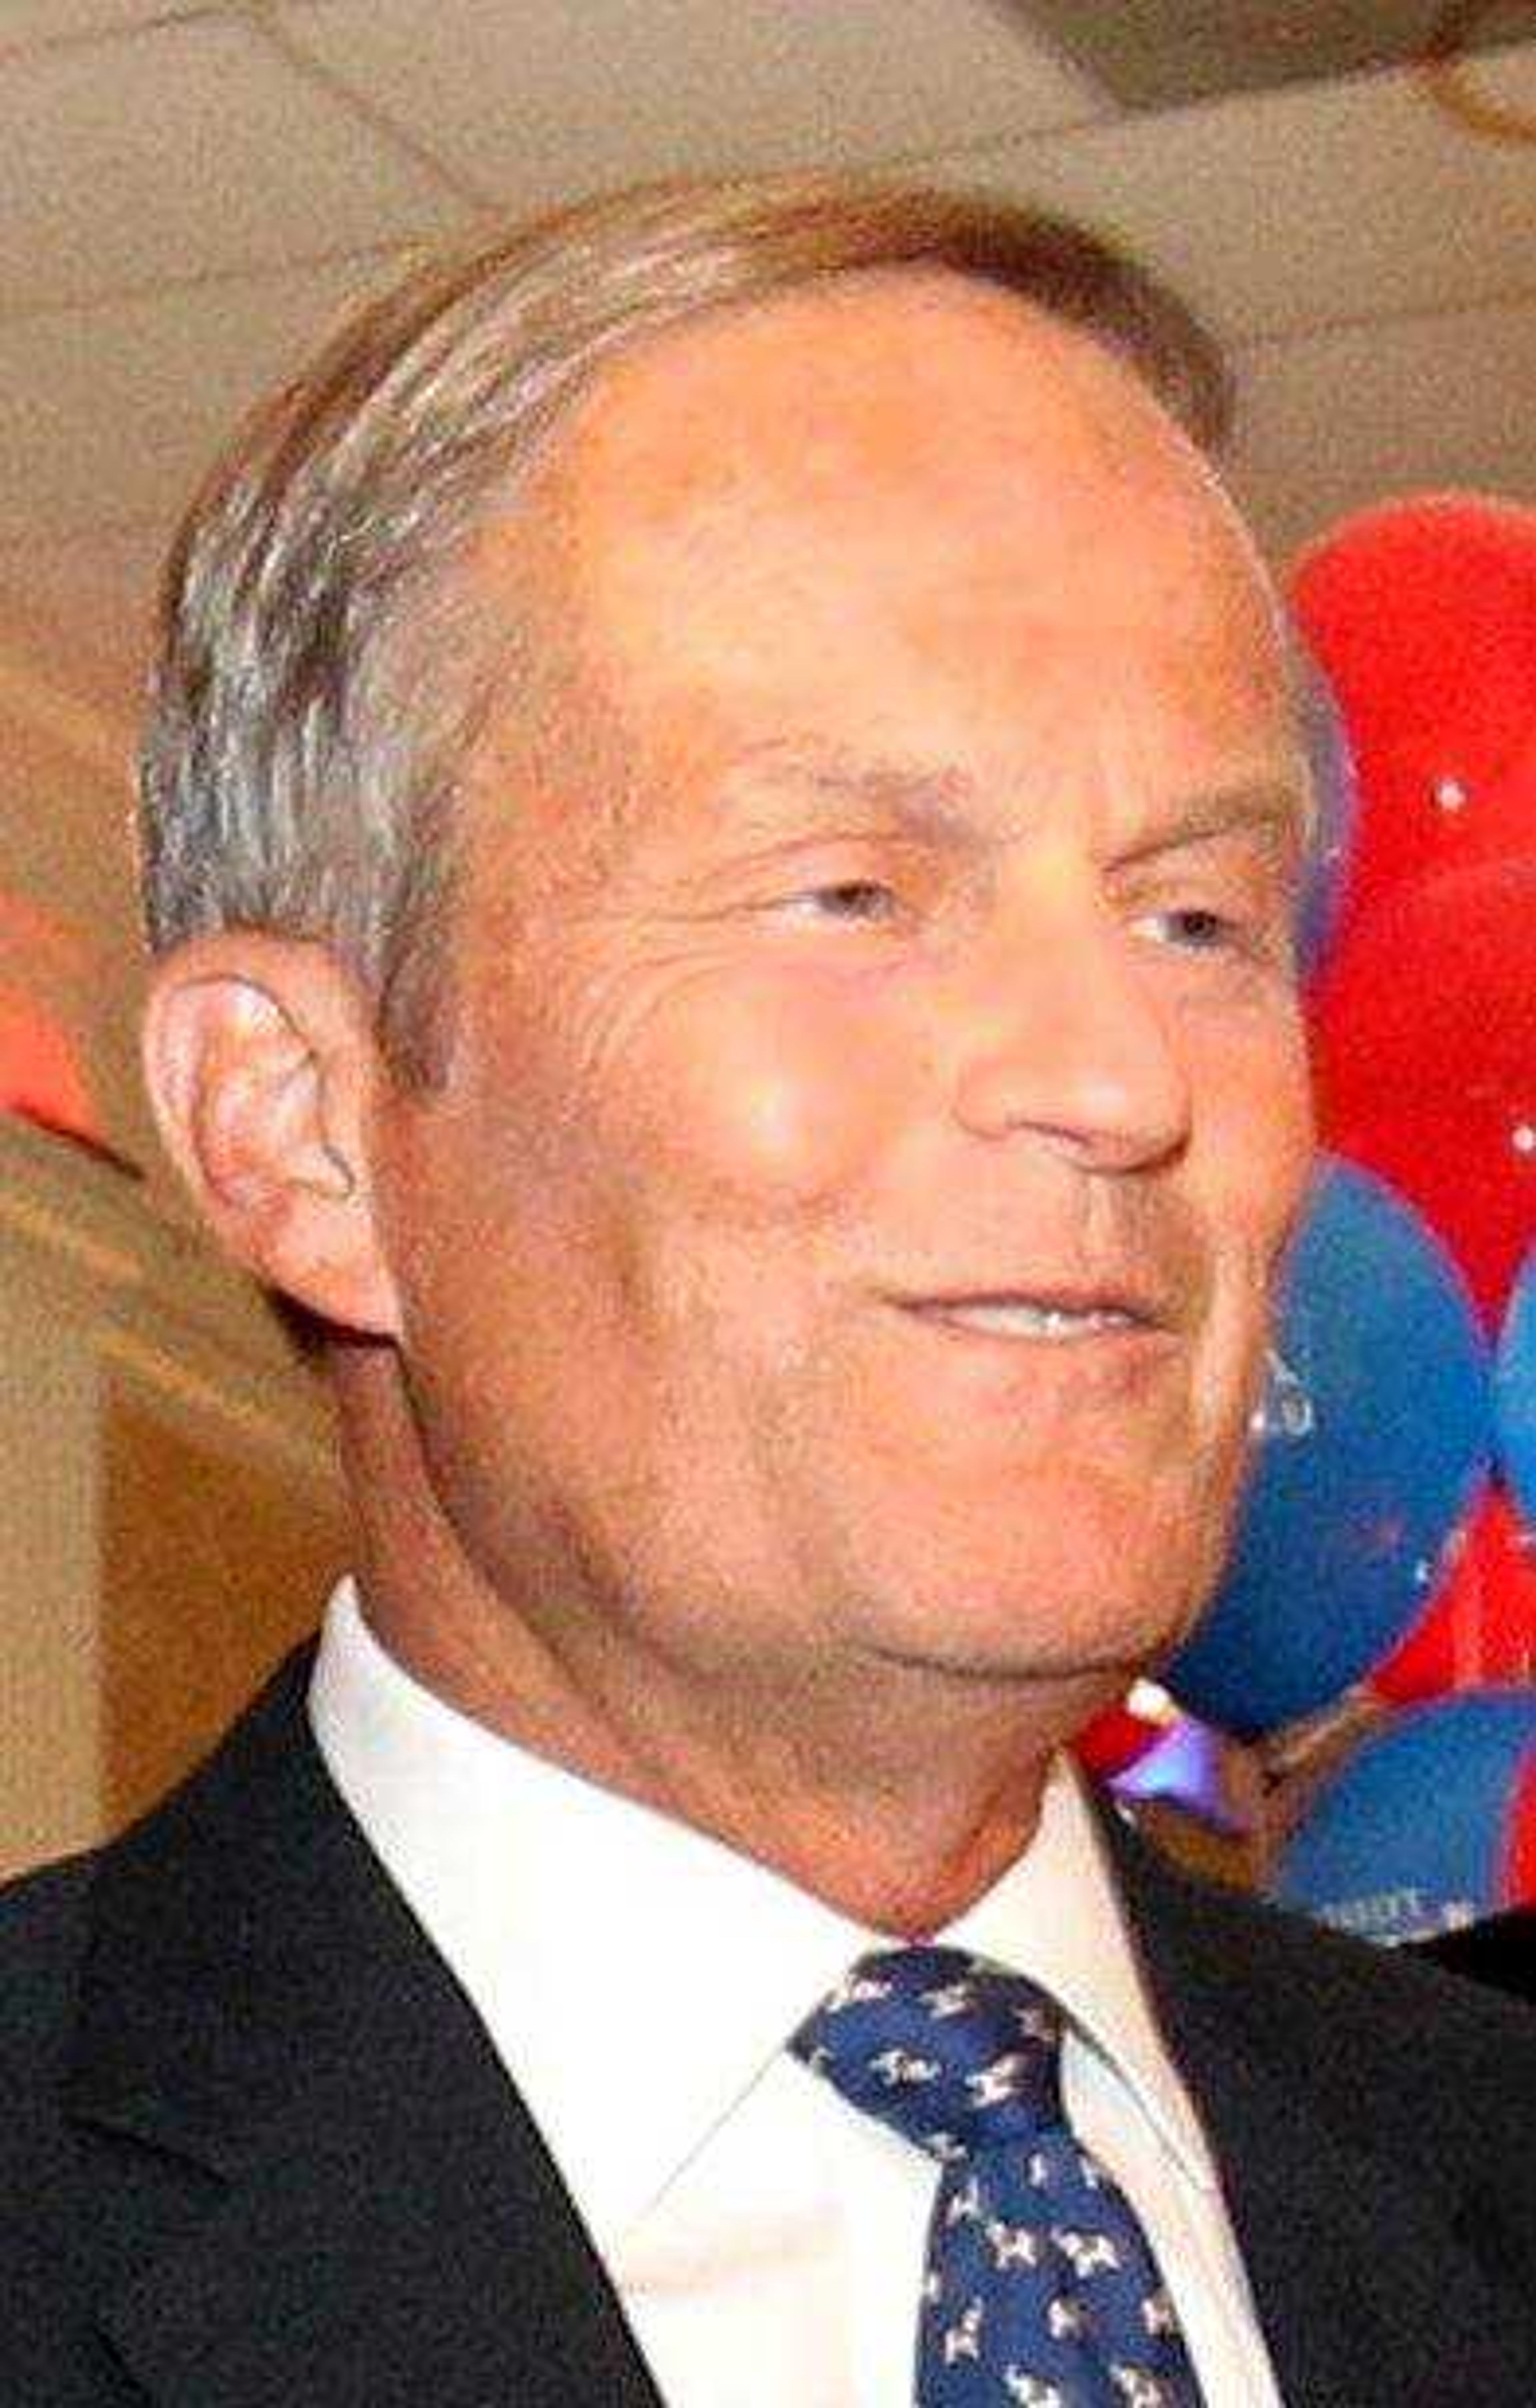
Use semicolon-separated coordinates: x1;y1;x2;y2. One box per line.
777;878;904;925
1136;904;1242;953
1131;899;1296;978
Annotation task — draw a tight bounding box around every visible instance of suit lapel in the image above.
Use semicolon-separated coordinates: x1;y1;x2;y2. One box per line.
68;1655;1536;2404
68;1651;664;2408
1107;1812;1536;2406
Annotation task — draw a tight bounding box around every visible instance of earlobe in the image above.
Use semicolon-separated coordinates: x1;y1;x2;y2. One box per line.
142;937;402;1340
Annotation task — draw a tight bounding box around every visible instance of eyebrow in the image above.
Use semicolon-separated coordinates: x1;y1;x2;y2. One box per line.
717;743;1312;861
1112;778;1314;869
715;742;977;845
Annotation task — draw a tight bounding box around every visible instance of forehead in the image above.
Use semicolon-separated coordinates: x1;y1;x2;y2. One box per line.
554;266;1180;504
470;269;1288;835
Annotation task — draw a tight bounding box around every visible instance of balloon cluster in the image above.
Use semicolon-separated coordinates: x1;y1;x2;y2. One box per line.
1108;495;1536;1941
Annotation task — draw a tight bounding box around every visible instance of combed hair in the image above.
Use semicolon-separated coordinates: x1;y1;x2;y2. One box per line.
139;174;1232;1079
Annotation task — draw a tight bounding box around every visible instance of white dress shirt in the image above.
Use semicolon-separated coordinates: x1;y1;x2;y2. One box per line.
309;1582;1282;2406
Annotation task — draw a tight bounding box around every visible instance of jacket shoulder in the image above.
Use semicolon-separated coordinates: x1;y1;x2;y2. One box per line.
1180;1854;1536;2051
0;1849;96;2095
1122;1824;1536;2207
0;1850;147;2398
0;1655;316;2404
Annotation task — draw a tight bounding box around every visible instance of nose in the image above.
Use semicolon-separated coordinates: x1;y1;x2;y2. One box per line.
945;876;1191;1175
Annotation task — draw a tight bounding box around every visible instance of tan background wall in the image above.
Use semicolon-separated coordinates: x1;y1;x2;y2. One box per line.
0;1246;101;1873
0;1113;346;1878
101;1374;348;1833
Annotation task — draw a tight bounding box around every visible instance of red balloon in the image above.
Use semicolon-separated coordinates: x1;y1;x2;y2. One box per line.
1476;1490;1536;1685
1372;1485;1536;1705
1290;494;1536;950
1313;861;1536;1326
1073;1703;1164;1777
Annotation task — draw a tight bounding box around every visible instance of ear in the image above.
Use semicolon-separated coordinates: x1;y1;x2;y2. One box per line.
142;933;402;1339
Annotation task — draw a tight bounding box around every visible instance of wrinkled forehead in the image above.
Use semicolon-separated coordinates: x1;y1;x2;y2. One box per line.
468;268;1292;829
533;267;1256;584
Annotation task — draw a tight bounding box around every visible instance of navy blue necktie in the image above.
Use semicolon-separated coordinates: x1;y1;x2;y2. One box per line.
793;1945;1205;2408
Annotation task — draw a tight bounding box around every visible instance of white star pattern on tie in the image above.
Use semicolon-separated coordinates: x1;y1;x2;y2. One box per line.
791;1945;1206;2408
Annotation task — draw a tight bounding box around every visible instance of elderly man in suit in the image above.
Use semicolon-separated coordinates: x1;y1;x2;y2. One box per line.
5;176;1536;2407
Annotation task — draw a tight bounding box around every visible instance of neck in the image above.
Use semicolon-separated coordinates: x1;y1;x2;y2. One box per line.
334;1347;1122;1934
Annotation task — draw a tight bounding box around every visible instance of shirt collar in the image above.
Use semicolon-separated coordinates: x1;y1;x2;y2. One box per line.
309;1579;1215;2250
943;1763;1218;2192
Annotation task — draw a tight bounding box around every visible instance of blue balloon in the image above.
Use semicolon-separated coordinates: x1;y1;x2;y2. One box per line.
1494;1245;1536;1523
1167;1157;1493;1737
1273;1690;1536;1940
1293;643;1358;981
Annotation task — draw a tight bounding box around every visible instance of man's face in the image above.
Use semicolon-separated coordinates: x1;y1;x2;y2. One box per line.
374;272;1313;1713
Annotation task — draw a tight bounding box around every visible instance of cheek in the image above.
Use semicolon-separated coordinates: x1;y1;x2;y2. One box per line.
608;971;910;1225
1196;1007;1315;1301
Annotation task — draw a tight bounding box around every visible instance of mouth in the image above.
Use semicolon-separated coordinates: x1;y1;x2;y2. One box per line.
893;1287;1172;1345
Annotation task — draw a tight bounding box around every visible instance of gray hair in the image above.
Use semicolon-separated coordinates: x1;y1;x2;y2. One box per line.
139;174;1232;1080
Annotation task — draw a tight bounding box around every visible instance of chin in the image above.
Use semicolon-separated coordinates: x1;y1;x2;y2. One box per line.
820;1459;1240;1691
849;1565;1203;1693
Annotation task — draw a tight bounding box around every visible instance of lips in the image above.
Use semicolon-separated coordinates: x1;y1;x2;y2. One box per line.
892;1281;1176;1342
908;1297;1140;1341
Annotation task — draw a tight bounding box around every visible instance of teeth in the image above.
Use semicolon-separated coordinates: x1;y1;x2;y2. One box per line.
924;1301;1137;1340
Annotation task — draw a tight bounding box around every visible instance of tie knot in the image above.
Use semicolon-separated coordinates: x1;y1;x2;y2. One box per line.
792;1945;1066;2161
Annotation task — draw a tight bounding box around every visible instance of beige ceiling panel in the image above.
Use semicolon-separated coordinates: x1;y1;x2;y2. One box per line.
0;250;399;548
964;47;1536;343
276;0;1102;212
0;10;467;316
1230;296;1536;564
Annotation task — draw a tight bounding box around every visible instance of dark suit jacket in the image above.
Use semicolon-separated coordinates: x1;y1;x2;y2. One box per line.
6;1649;1536;2406
1419;1907;1536;2008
